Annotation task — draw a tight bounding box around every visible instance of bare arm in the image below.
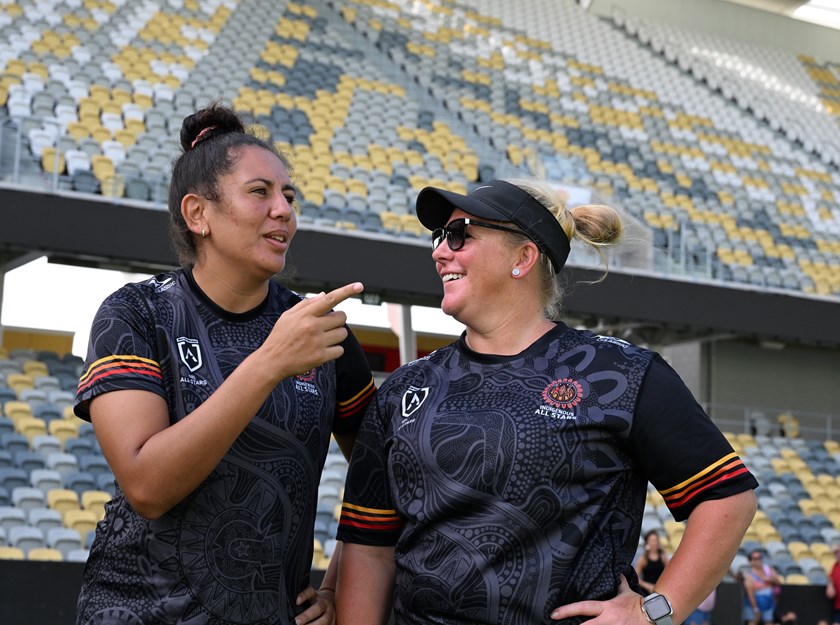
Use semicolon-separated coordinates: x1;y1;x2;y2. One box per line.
92;283;364;519
334;433;356;461
551;490;757;623
336;543;396;625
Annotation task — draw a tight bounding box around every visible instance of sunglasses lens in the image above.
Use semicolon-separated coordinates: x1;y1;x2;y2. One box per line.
432;219;468;251
447;220;465;250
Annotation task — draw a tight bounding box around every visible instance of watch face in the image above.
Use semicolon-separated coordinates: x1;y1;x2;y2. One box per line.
645;595;672;620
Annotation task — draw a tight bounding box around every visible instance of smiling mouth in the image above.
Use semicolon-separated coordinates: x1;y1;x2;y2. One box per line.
266;235;287;243
442;273;464;282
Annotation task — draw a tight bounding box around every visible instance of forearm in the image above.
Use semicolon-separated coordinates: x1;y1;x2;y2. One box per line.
653;491;757;623
321;541;343;592
336;543;396;625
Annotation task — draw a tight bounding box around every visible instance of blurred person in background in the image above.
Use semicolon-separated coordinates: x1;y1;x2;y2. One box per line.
74;103;375;625
334;179;757;625
635;530;671;594
742;549;782;625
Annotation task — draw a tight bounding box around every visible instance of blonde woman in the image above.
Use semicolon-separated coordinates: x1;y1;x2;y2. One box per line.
335;179;758;625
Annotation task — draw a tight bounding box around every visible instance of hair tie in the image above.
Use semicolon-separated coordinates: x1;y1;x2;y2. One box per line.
190;125;218;149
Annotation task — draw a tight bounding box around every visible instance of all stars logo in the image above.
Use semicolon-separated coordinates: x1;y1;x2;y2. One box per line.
401;386;429;418
177;336;203;372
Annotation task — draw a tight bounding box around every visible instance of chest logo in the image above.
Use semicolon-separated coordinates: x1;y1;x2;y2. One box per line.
542;378;583;409
177;336;203;372
401;386;429;418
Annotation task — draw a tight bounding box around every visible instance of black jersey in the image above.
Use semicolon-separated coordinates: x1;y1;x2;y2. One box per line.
74;269;375;625
338;323;756;625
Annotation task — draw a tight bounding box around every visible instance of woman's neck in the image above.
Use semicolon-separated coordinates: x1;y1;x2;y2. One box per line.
464;314;556;356
191;264;269;314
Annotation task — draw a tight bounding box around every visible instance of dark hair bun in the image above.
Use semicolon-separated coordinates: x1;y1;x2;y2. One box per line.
179;102;245;151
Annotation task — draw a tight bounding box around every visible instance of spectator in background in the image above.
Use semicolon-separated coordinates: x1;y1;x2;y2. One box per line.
684;588;716;625
334;179;758;625
743;549;782;625
635;529;670;594
73;103;375;625
827;542;840;625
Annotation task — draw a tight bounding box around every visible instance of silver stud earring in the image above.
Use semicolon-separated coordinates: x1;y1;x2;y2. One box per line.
201;228;206;238
512;268;521;277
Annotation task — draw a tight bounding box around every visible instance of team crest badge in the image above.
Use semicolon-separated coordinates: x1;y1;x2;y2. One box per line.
177;336;203;372
401;386;429;418
542;378;583;410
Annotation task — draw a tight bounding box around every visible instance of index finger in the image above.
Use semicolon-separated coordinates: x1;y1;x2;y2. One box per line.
306;282;364;315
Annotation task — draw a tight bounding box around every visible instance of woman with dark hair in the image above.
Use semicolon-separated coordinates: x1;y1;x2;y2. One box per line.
74;103;375;625
335;179;758;625
635;530;670;594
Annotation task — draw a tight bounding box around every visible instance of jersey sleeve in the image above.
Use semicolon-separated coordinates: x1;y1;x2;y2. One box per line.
332;327;376;436
630;355;758;521
74;284;167;421
336;394;404;546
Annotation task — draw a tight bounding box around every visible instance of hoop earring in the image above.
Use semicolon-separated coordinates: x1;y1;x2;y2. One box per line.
201;228;206;238
512;268;521;277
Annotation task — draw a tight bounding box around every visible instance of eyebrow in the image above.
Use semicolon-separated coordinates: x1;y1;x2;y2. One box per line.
243;178;296;193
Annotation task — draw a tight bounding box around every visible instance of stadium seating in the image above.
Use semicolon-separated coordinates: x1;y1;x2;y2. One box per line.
2;0;838;298
0;0;839;580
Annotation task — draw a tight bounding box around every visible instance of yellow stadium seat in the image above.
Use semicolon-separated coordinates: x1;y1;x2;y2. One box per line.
399;214;424;238
799;499;819;516
22;361;49;377
47;489;80;515
100;174;125;197
787;541;810;559
41;147;65;175
3;400;33;423
312;539;324;569
379;212;401;234
0;546;25;560
28;547;63;561
91;154;116;182
785;573;810;585
6;373;34;393
81;490;111;520
64;509;99;541
49;418;79;446
15;416;47;442
810;543;830;559
66;121;91;141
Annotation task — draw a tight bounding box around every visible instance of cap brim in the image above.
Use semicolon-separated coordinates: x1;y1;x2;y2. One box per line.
416;187;509;231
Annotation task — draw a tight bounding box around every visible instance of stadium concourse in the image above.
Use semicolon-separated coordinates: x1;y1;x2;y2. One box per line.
0;0;839;624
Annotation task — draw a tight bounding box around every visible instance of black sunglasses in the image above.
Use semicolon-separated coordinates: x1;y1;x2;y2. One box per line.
432;218;527;251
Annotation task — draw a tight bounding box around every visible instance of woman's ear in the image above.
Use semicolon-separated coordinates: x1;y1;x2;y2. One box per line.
511;241;541;278
181;193;207;238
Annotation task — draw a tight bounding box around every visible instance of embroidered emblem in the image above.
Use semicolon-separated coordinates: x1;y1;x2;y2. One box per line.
401;386;429;418
542;378;583;410
177;336;203;372
296;368;316;382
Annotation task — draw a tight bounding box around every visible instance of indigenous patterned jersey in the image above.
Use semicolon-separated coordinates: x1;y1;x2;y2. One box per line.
75;269;375;625
338;323;756;625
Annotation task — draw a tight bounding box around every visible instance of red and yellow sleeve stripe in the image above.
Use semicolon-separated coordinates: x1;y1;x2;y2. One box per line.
660;452;751;511
339;502;403;532
336;376;376;421
77;355;163;394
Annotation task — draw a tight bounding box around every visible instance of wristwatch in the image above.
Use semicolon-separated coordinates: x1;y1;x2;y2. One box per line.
641;592;673;625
